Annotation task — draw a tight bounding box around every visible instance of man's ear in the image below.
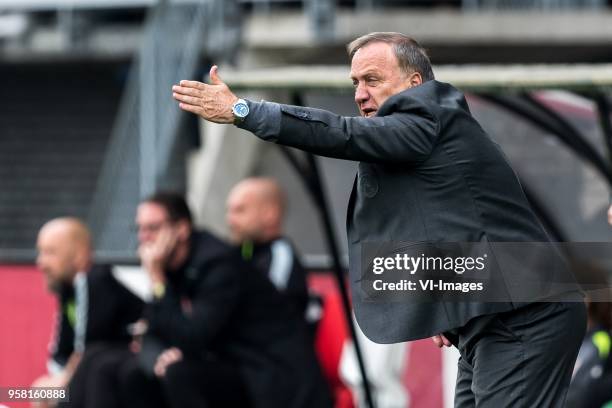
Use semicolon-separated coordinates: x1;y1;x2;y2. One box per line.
73;246;90;273
262;204;282;229
176;220;191;242
408;71;423;87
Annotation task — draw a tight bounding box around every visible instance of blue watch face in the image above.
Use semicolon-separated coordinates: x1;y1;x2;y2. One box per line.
234;102;249;118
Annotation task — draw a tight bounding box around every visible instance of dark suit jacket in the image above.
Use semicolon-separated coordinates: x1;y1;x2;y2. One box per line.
84;265;145;344
145;230;331;408
50;264;144;368
241;80;580;343
242;237;309;317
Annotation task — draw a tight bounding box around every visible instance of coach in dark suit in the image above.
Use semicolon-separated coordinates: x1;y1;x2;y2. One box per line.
172;32;586;406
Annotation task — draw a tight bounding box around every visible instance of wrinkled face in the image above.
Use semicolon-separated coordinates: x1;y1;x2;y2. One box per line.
36;229;78;293
350;42;414;118
136;202;171;245
226;188;265;244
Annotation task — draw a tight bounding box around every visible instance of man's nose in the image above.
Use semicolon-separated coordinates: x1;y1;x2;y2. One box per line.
138;230;149;244
354;84;369;104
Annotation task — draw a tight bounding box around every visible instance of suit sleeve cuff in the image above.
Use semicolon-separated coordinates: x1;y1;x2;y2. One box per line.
236;99;281;142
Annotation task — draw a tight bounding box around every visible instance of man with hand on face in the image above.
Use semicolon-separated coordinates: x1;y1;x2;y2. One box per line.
226;177;309;317
172;32;586;406
32;217;144;408
120;192;331;408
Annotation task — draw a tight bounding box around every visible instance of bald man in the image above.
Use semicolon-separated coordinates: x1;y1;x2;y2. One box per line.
32;218;144;408
227;178;309;317
37;218;92;295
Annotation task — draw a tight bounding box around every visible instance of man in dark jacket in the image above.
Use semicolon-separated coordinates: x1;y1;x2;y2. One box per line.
567;297;612;408
226;177;309;317
119;192;330;408
32;217;144;408
172;32;586;406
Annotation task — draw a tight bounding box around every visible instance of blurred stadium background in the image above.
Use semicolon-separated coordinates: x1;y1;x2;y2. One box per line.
1;0;612;407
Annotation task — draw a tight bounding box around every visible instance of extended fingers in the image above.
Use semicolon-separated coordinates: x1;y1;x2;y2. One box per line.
173;75;235;123
172;92;202;107
172;84;202;97
172;85;204;107
178;80;207;90
178;103;202;115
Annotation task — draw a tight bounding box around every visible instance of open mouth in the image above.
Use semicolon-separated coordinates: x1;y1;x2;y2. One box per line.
362;108;376;117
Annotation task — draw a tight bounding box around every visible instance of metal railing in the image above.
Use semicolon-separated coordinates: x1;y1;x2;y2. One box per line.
1;0;609;12
463;0;606;9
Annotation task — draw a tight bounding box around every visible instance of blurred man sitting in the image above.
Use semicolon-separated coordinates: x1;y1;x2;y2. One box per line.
566;261;612;408
226;177;309;317
118;192;331;408
32;217;144;408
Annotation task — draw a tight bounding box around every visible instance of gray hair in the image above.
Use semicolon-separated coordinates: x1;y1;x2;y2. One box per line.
347;32;435;81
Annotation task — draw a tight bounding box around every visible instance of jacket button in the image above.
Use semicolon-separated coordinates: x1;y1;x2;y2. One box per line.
359;173;379;198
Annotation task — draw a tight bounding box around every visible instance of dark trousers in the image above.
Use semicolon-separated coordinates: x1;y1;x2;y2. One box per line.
118;354;251;408
59;343;132;408
450;301;586;407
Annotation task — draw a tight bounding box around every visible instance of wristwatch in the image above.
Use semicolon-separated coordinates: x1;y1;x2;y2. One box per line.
232;98;250;124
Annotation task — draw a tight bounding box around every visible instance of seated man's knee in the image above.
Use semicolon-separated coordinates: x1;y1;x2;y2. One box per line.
160;360;192;389
118;357;148;391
